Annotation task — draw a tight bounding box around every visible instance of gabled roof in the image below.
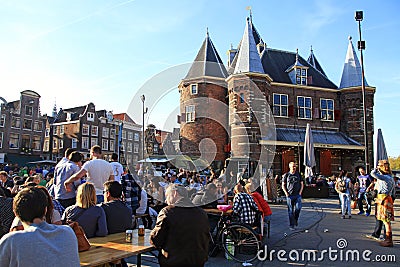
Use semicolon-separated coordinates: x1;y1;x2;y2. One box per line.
6;100;19;110
307;46;326;77
261;48;338;89
63;105;87;115
184;31;228;79
233;17;264;74
113;113;136;124
55;103;96;122
339;36;368;89
285;49;308;72
96;110;107;118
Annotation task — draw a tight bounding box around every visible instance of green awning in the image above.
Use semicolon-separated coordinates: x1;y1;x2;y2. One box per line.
5;153;42;166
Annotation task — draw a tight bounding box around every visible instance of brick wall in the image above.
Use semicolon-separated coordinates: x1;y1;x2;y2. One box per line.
180;81;228;161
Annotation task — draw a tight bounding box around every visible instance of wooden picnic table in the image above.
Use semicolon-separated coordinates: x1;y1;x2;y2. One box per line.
203;208;233;215
79;229;155;267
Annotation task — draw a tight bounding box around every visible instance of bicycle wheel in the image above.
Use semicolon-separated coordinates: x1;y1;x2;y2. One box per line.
221;223;260;263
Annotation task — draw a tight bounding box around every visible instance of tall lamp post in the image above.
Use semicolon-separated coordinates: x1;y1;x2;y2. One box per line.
355;11;369;172
140;95;148;161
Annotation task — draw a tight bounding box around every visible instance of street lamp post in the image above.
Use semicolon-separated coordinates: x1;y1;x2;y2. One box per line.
355;11;369;172
140;95;148;161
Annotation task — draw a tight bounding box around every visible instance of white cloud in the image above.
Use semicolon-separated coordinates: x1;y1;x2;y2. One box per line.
302;1;345;36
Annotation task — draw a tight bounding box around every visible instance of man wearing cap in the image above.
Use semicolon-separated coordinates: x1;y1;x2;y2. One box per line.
150;184;210;267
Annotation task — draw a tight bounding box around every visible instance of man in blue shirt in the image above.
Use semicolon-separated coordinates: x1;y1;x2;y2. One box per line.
357;167;372;216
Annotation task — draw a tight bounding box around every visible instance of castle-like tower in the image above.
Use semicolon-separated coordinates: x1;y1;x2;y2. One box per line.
178;15;375;177
226;17;274;177
178;31;229;170
339;36;375;167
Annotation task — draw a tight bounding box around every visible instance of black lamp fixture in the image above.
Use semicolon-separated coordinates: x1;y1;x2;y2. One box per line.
355;11;363;21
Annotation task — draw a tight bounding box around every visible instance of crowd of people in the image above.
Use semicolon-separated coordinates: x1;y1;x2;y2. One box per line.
334;160;397;247
0;146;398;266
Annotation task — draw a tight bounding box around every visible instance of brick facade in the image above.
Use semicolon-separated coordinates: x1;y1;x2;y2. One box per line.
179;80;228;162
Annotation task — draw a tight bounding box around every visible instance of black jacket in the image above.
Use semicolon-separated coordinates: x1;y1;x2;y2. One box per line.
150;197;210;267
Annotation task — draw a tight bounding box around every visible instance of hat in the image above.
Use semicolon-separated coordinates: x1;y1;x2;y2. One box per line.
23;174;29;177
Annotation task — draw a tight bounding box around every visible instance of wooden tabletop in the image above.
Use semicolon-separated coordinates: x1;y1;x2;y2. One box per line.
79;229;155;267
203;208;233;215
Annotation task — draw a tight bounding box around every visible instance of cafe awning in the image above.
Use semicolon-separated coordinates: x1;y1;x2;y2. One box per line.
138;156;174;163
260;128;364;150
5;153;43;166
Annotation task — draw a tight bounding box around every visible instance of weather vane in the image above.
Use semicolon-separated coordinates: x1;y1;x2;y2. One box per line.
246;6;252;21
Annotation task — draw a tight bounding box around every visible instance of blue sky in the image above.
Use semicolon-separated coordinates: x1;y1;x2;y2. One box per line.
0;0;399;156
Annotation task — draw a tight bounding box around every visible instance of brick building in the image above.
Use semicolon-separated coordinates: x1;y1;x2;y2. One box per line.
178;17;375;177
43;104;141;168
0;90;46;165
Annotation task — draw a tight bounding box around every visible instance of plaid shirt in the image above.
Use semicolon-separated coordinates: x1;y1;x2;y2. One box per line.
52;199;65;217
0;196;15;237
121;173;141;211
233;192;258;224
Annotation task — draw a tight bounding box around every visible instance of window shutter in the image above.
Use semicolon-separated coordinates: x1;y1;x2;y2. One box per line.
307;76;313;85
181;113;186;123
224;144;231;152
288;105;294;117
313;108;320;119
177;115;181;124
334;110;341;121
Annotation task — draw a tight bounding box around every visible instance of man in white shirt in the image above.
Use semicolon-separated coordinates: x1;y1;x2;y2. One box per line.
64;145;114;203
110;153;124;183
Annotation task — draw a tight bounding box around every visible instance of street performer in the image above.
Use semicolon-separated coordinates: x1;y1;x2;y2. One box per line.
370;160;395;247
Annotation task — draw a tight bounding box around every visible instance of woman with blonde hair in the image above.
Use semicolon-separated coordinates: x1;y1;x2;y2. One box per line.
61;182;107;238
370;160;395;247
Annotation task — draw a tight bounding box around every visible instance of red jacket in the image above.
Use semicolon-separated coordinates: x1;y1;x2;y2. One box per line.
251;192;272;217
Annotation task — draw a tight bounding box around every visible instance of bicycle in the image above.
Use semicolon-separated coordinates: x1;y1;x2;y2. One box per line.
208;211;261;263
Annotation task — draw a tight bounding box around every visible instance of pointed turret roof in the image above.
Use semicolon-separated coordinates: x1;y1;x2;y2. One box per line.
233;17;264;74
184;30;228;79
339;36;368;88
307;46;326;76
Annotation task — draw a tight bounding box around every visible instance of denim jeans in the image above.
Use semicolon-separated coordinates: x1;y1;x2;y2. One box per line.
339;193;351;216
286;195;302;227
357;192;371;213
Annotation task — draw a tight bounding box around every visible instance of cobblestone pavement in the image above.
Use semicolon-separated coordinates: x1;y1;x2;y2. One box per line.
127;197;400;266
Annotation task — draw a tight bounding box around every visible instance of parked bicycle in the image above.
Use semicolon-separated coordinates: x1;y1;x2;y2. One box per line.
208;209;261;263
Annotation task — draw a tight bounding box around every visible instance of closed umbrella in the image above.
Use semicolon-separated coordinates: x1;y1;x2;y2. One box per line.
374;128;388;167
304;123;316;180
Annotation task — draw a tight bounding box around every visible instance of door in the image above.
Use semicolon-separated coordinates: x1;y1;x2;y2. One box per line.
282;149;295;174
320;150;332;176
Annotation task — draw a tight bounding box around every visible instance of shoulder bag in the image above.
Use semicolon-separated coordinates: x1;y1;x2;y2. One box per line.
66;209;91;252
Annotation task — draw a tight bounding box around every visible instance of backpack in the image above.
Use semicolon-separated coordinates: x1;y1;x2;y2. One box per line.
337;178;347;193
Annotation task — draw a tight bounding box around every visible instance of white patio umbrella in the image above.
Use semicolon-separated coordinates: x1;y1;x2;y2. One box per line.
304;123;316;179
374;128;388;167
